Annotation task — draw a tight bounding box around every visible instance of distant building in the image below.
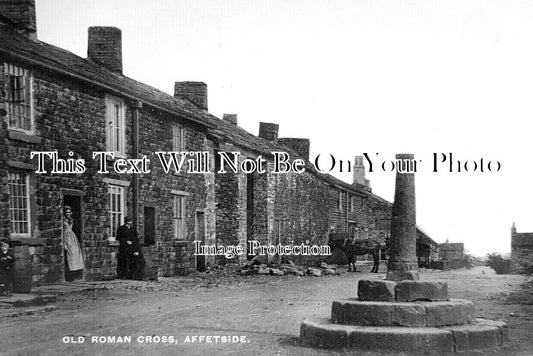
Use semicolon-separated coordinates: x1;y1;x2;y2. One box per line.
439;242;464;261
511;222;533;273
436;242;471;270
417;229;439;268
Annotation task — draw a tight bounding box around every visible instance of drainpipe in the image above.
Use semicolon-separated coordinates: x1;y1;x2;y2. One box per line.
132;100;142;228
345;192;349;233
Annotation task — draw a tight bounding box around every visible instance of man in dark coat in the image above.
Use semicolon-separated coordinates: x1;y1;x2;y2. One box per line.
116;216;145;280
116;216;138;279
128;243;146;281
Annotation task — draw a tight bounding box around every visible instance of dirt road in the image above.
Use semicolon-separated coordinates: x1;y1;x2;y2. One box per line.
1;266;532;355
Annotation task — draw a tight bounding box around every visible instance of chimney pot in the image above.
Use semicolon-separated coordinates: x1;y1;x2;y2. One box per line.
258;122;279;142
353;155;370;187
88;27;123;73
222;114;238;125
174;81;208;111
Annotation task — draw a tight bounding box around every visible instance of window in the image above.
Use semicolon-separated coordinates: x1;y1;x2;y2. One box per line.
105;96;125;156
108;185;126;241
173;195;185;239
338;191;343;211
8;173;31;237
5;63;33;133
172;124;185;151
350;196;355;212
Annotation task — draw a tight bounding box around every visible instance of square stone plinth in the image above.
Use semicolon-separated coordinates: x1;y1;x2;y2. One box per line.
357;280;396;301
395;281;448;302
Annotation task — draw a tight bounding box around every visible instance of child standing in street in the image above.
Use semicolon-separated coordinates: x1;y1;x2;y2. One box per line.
0;240;14;296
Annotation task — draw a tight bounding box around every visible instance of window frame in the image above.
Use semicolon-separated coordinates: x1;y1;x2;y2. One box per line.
7;172;31;238
108;184;126;242
105;95;126;157
173;194;186;239
5;62;34;134
172;124;185;151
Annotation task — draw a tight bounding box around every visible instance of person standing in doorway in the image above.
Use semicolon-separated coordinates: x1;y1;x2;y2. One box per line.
63;206;84;281
116;216;141;279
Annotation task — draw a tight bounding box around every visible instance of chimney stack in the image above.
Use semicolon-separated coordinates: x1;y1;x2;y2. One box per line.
0;0;37;38
222;114;238;125
174;82;208;111
258;122;279;143
88;27;123;73
278;138;310;161
353;155;370;187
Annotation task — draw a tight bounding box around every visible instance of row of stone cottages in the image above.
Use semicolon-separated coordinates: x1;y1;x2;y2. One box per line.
0;1;435;286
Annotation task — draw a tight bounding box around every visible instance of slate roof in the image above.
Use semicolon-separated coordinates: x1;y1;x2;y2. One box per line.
0;22;370;196
0;23;213;128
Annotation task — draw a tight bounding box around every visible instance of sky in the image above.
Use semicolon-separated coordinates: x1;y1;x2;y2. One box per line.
35;0;533;256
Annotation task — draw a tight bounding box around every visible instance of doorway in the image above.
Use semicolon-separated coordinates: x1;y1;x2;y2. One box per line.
246;173;255;259
195;211;206;272
62;194;83;281
143;206;156;245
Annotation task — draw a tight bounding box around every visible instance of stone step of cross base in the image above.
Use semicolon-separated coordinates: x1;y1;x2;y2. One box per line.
331;298;474;327
300;318;507;354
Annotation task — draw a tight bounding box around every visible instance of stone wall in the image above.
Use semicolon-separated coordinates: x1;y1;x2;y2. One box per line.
272;169;330;265
367;194;391;244
2;68;115;283
136;109;215;276
1;60;215;284
0;63;9;241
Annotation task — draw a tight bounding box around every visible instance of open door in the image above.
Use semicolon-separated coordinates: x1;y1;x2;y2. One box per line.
62;193;83;281
195;211;206;272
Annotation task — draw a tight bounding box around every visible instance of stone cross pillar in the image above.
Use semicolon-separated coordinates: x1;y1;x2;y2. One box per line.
386;153;419;281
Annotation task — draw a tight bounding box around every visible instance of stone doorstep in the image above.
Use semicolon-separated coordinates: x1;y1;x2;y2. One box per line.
331;299;475;327
300;318;507;353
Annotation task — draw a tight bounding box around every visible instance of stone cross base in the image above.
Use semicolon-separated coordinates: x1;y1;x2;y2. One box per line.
299;279;508;354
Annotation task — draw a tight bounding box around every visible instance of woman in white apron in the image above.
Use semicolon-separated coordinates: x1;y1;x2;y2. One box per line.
63;206;84;280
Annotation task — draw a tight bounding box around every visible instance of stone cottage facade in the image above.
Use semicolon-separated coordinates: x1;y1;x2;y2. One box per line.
0;0;432;286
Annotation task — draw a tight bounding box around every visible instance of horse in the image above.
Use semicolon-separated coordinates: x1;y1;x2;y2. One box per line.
328;237;382;273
